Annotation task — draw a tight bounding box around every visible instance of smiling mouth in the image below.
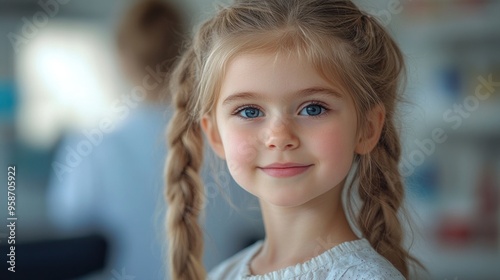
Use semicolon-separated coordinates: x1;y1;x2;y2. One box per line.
258;163;313;178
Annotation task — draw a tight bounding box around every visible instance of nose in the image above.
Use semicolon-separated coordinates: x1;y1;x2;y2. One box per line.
263;118;299;150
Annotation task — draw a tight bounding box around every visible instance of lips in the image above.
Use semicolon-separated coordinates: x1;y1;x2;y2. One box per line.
259;163;313;178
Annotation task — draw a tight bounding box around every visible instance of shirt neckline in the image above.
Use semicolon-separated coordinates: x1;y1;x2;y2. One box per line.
240;238;371;279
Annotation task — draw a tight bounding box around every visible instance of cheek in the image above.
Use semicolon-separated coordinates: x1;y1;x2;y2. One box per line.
221;127;259;176
310;124;356;171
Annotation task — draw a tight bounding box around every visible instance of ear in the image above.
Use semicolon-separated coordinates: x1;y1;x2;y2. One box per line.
355;104;385;155
200;115;226;159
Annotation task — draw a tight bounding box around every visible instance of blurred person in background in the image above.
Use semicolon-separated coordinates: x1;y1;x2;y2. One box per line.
46;0;264;278
46;1;182;278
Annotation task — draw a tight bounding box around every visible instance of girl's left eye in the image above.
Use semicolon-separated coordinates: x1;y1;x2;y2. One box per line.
299;104;327;116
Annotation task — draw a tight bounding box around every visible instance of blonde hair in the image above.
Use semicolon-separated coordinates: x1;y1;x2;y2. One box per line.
165;0;422;279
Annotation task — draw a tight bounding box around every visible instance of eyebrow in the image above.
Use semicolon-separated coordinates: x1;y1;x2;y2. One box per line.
301;87;343;99
221;86;343;106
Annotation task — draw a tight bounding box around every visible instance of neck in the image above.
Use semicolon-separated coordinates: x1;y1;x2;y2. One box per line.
250;184;357;275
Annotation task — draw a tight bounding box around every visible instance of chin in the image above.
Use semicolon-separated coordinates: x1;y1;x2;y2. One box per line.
260;189;315;208
265;198;311;208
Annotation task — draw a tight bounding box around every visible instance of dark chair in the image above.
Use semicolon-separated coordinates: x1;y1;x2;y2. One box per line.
0;234;107;280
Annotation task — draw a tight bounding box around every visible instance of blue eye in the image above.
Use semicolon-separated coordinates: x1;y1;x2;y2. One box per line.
299;104;326;116
237;107;263;119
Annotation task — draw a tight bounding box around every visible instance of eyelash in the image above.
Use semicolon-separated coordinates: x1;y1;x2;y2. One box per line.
231;101;331;119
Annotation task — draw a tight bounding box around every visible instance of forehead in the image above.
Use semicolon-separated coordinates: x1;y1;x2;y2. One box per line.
218;52;342;100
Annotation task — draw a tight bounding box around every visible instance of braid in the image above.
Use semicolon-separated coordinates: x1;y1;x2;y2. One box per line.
165;45;206;280
350;13;424;278
357;118;408;276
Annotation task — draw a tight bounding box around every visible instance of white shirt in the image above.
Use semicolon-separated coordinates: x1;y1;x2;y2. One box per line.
209;238;405;280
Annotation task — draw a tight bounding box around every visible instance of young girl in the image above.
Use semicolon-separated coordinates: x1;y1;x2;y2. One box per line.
165;0;422;279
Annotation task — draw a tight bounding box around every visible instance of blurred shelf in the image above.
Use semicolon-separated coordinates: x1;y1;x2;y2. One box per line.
395;0;500;47
423;242;500;279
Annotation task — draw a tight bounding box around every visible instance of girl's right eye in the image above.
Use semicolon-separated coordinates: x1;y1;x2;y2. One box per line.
234;106;264;119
